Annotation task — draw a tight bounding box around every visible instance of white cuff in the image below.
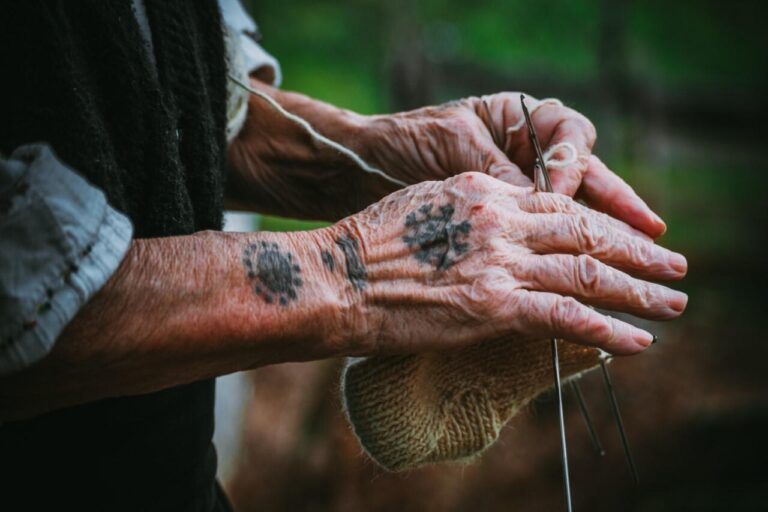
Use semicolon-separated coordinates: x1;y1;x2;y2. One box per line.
220;0;282;142
0;207;132;375
0;145;133;375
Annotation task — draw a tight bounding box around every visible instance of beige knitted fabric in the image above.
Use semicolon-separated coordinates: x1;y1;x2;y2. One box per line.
342;338;601;471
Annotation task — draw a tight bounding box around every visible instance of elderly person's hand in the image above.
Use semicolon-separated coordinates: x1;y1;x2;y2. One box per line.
320;172;686;358
358;93;666;238
228;81;664;237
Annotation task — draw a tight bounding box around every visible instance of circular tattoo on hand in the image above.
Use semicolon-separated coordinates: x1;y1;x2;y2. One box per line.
242;242;303;306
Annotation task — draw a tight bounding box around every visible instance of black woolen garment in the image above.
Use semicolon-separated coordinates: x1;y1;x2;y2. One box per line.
0;1;232;510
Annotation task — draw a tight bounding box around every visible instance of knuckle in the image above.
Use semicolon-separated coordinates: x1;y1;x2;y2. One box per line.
576;114;597;142
635;240;656;264
523;214;550;247
551;296;586;332
466;268;508;317
548;193;577;213
591;316;614;344
573;214;607;252
533;193;563;213
575;254;602;294
471;201;505;236
617;236;650;266
454;171;493;191
628;283;653;310
526;194;581;217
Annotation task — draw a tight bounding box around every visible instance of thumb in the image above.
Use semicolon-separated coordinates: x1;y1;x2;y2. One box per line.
482;140;532;187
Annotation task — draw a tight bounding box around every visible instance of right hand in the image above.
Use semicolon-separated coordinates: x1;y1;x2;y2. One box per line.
321;171;687;357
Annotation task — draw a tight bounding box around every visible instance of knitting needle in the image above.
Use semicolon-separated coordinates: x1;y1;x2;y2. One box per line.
521;94;572;512
489;96;586;495
522;94;642;487
599;359;640;484
551;339;573;511
521;95;552;193
569;380;605;456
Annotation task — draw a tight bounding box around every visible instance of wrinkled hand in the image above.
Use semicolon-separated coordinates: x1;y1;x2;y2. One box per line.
362;93;666;238
326;172;686;358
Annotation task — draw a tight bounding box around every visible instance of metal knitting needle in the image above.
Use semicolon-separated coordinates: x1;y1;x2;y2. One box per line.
600;359;640;484
569;380;605;456
521;96;552;193
522;94;641;487
550;338;572;512
487;98;599;466
521;94;572;512
486;98;602;465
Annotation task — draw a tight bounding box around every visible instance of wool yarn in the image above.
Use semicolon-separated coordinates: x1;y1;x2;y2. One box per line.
229;81;576;189
229;75;408;188
502;96;578;170
342;338;601;471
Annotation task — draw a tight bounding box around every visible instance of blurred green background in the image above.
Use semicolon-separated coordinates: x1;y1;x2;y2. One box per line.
227;1;768;510
249;0;767;265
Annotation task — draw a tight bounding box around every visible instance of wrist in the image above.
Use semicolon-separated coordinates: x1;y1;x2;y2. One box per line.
259;79;372;162
222;227;364;363
308;224;369;358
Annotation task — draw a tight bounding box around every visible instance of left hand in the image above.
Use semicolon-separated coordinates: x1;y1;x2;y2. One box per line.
361;93;666;238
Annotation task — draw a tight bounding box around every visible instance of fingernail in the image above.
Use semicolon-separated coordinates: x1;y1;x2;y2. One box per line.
669;253;688;274
665;289;689;314
632;327;654;349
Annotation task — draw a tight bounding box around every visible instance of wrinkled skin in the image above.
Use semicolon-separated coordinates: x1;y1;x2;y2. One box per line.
227;82;687;357
361;93;666;238
229;82;666;240
326;172;687;358
0;89;689;420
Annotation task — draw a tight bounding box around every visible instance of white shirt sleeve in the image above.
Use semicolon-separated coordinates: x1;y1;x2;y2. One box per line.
218;0;282;86
0;145;133;375
218;0;283;142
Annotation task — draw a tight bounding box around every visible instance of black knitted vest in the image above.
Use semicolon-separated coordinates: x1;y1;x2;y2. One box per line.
0;2;231;511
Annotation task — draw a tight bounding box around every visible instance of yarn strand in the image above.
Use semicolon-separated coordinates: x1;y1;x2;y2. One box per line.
504;97;578;170
228;74;408;188
229;79;577;188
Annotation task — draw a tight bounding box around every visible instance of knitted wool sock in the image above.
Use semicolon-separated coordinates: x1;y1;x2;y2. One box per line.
342;338;602;471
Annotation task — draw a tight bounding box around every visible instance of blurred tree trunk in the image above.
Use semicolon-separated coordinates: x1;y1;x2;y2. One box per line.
383;0;435;111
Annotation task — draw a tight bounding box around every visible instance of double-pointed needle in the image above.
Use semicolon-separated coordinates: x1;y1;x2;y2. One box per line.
520;94;573;512
520;94;639;504
600;359;640;484
570;380;605;457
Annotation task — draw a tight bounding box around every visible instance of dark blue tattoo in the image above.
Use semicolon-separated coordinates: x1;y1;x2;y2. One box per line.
321;249;336;272
335;236;367;290
402;203;471;270
243;241;303;306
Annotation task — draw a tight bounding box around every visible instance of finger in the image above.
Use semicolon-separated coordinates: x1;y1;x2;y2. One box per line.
499;94;547;157
516;191;653;242
541;112;595;196
480;138;532;187
503;103;593;194
579;155;667;239
518;254;687;320
524;212;688;280
509;290;654;355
